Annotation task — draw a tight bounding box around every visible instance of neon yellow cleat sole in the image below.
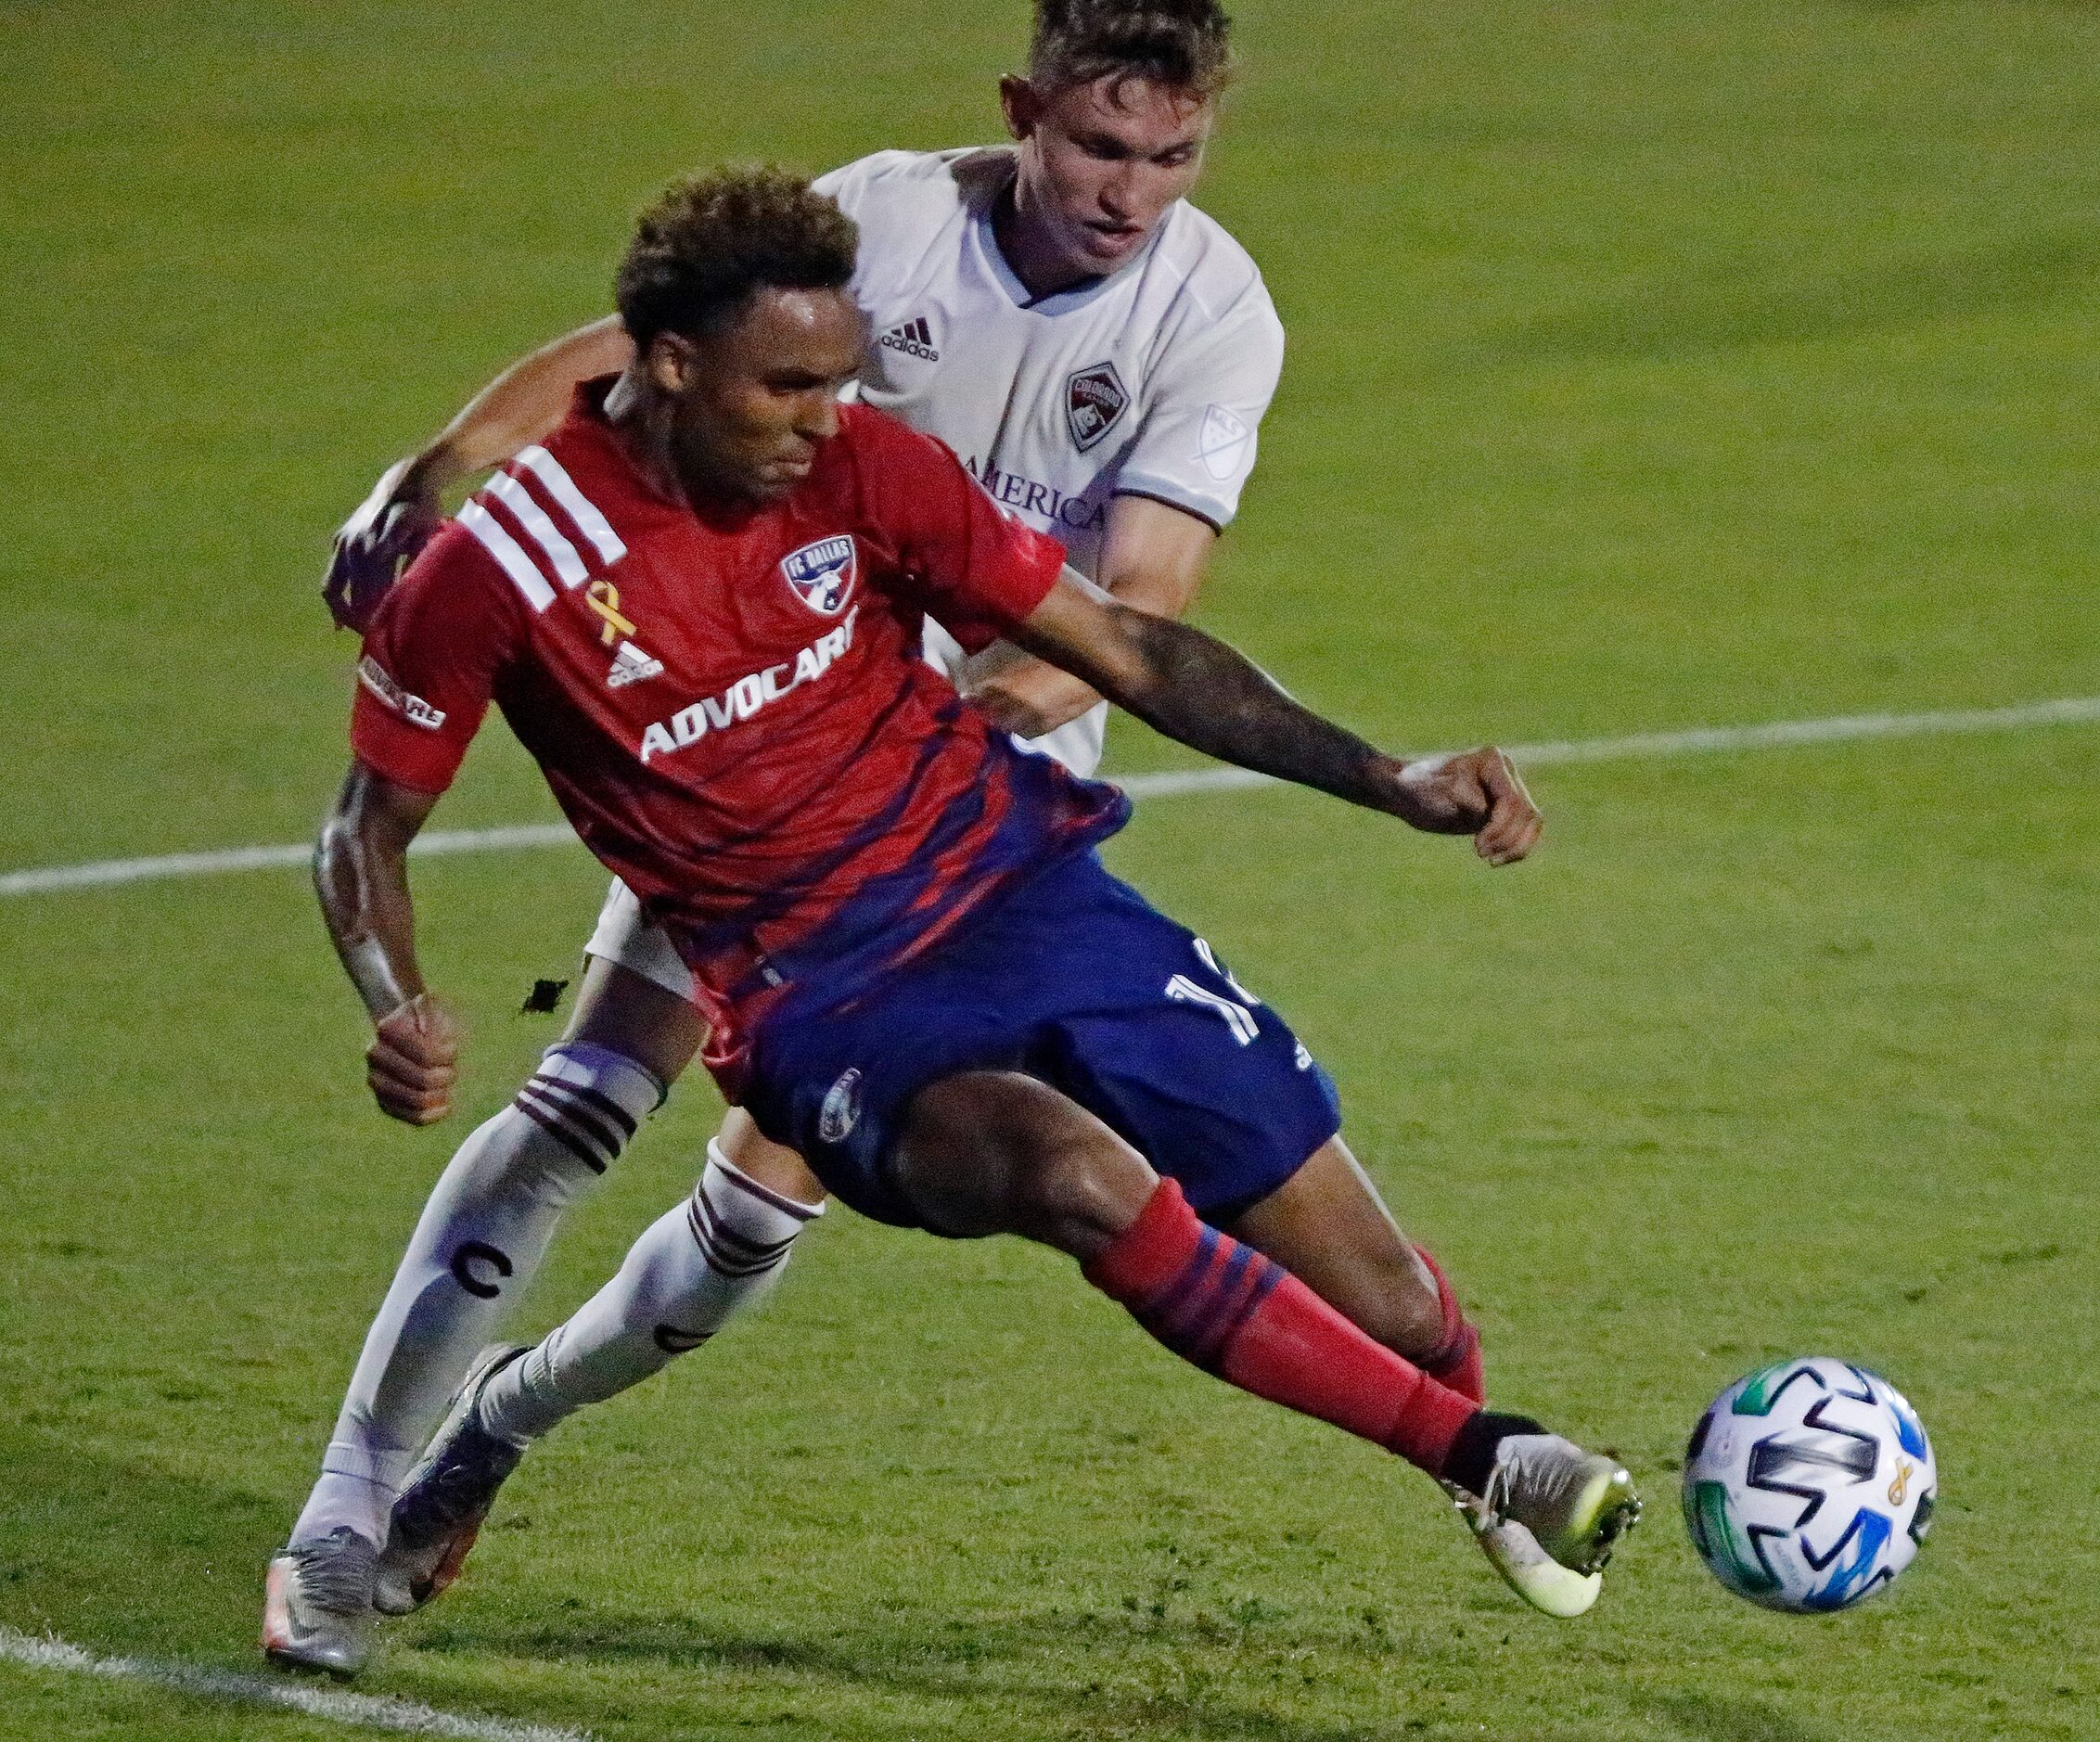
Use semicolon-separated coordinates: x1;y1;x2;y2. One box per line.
1446;1483;1605;1617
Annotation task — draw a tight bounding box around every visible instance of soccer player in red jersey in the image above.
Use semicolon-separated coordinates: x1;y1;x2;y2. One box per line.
267;166;1639;1672
277;5;1607;1671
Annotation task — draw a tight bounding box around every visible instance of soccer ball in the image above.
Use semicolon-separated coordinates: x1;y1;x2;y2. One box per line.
1682;1357;1935;1613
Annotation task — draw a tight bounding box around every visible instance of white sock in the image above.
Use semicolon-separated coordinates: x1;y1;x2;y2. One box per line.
479;1142;823;1445
290;1042;663;1547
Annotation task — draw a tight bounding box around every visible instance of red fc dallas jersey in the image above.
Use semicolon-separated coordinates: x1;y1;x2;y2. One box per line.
352;380;1129;1082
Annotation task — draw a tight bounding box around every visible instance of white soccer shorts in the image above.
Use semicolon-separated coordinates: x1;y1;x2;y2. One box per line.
584;878;700;1002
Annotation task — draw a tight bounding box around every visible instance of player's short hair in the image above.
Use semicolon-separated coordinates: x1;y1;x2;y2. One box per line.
1029;0;1235;99
615;167;858;349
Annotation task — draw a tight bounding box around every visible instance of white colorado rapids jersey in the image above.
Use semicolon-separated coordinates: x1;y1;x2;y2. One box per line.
813;147;1286;775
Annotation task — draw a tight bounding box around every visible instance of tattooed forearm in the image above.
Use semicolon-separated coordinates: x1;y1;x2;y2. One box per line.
1100;608;1411;815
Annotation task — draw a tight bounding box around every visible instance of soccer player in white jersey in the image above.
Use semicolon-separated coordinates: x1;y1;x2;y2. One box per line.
269;0;1596;1677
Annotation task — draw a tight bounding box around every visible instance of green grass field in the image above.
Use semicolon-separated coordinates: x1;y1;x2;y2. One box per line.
4;2;2098;1737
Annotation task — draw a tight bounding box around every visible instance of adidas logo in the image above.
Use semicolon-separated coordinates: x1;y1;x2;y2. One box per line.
877;316;940;362
607;639;665;689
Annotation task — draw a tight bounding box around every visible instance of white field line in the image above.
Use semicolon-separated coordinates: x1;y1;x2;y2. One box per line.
0;1624;595;1742
5;695;2097;901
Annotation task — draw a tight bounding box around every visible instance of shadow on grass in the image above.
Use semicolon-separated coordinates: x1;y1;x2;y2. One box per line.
1651;1690;1838;1742
415;1605;1641;1742
0;1422;619;1737
0;1421;288;1651
0;1424;1639;1740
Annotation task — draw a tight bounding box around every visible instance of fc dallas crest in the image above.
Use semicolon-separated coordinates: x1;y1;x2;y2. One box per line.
779;534;857;615
1065;362;1130;452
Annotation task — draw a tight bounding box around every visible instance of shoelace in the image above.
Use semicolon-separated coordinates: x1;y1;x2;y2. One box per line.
1477;1454;1517;1529
293;1531;378;1614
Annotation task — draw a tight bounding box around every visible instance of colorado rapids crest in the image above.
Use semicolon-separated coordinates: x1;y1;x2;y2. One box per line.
1065;362;1130;452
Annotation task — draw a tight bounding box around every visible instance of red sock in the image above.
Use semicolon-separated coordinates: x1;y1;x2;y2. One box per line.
1082;1179;1479;1477
1413;1244;1486;1405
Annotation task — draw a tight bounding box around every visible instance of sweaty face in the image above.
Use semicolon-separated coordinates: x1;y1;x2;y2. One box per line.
657;288;864;507
1008;74;1214;284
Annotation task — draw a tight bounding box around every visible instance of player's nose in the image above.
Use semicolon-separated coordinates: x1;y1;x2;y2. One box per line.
797;391;841;443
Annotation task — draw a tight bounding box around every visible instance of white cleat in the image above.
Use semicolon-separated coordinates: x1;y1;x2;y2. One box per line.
1444;1481;1602;1618
1479;1433;1641;1581
262;1526;378;1678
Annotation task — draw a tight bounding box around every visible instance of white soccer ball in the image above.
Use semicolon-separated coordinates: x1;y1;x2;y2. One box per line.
1682;1357;1936;1612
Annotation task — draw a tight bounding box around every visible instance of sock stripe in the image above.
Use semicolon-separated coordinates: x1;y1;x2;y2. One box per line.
1135;1224;1221;1323
514;1092;610;1173
544;1078;639;1141
1124;1231;1292;1371
692;1181;803;1260
1150;1236;1247;1350
522;1077;628;1159
701;1184;806;1259
1182;1254;1281;1367
706;1149;825;1221
1170;1244;1267;1362
685;1195;795;1278
514;1088;613;1171
519;1082;623;1164
1243;1260;1285;1319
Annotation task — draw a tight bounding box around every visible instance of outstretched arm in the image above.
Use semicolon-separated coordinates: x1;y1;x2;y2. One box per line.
325;316;635;630
1005;570;1542;865
314;760;463;1121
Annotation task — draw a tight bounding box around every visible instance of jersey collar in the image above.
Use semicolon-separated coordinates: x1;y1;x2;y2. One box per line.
569;377;768;533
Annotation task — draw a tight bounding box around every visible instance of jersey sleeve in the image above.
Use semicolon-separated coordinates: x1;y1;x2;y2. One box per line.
851;409;1069;653
1117;285;1285;532
812;150;921;308
811;150;894;214
350;520;524;793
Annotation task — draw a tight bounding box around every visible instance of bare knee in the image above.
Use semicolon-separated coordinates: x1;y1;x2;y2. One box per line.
1005;1134;1148;1255
565;957;704;1088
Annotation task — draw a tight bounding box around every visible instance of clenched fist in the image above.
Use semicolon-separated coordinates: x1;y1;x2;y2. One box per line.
1391;747;1543;866
366;993;462;1124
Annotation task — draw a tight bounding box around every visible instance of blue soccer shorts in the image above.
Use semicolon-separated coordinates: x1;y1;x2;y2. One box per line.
739;849;1343;1230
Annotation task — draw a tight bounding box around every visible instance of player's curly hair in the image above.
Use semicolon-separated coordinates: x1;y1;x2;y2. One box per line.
615;167;858;348
1030;0;1235;97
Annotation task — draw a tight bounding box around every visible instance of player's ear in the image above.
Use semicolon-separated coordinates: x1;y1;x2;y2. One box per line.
1000;74;1044;141
646;332;696;394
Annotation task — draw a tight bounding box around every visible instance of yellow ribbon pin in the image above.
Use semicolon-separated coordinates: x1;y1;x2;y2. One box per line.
585;579;635;648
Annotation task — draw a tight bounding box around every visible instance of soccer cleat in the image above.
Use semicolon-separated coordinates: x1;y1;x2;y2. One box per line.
376;1344;527;1616
262;1526;378;1678
1444;1481;1602;1618
1477;1434;1640;1579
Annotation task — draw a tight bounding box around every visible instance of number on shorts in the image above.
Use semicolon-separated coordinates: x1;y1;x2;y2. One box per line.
1194;937;1261;1005
1164;974;1260;1045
